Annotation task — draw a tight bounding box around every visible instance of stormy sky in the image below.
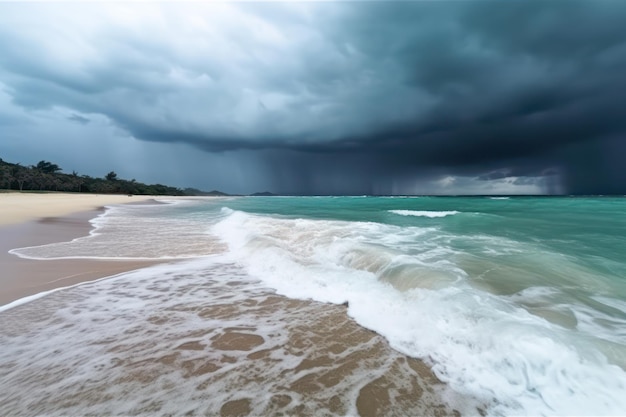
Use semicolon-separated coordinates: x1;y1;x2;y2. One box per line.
1;1;625;195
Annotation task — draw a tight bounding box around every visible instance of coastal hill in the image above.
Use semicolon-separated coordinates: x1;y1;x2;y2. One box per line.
250;191;276;196
183;188;231;197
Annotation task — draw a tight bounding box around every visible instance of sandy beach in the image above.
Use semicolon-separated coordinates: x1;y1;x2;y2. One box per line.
0;192;467;416
0;192;161;306
0;192;155;226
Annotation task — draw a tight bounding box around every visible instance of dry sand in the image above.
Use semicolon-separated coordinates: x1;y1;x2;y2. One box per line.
0;192;155;226
0;192;164;306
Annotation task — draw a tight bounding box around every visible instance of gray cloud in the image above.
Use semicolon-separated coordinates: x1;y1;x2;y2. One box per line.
1;1;625;194
68;114;90;125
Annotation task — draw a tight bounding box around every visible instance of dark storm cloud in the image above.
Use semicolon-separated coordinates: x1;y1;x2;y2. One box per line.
1;1;625;194
326;2;626;189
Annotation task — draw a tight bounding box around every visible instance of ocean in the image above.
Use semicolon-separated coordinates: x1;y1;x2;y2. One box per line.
1;196;625;416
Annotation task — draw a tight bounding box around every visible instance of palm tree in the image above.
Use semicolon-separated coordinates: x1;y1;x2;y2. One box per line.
35;160;62;174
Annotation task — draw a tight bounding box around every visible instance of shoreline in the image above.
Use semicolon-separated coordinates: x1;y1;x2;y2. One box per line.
0;193;166;307
0;192;156;226
0;193;475;415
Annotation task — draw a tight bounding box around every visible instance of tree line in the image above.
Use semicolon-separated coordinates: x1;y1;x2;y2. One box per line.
0;157;188;196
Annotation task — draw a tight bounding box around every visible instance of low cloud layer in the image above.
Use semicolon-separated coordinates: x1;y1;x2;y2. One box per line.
1;1;625;194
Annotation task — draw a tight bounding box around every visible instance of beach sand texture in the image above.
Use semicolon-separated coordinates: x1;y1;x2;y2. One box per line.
0;192;153;226
0;193;468;416
0;193;160;306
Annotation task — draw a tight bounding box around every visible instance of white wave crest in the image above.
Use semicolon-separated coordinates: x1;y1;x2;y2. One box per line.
388;210;459;218
210;208;626;416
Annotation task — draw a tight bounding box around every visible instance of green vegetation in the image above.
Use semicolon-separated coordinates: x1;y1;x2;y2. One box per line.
0;157;186;195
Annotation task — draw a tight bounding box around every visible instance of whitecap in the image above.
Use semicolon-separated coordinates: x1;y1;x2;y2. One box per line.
388;210;459;218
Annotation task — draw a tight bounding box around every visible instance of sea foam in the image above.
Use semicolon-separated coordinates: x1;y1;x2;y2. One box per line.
4;198;626;416
0;258;464;416
211;208;626;416
9;199;226;260
388;210;460;218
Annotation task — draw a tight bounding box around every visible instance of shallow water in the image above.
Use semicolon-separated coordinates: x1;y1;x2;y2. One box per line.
0;259;470;416
4;196;626;416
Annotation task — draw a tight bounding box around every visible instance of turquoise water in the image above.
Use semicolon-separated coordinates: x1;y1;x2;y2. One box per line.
5;196;626;415
225;196;626;263
197;196;626;312
224;196;626;293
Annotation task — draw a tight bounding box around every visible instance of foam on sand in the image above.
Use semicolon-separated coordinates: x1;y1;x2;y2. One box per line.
4;197;626;416
9;199;225;260
211;208;626;416
0;258;468;416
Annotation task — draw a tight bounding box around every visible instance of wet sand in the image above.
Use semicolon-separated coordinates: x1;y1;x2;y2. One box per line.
0;193;476;416
0;261;470;416
0;193;163;307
